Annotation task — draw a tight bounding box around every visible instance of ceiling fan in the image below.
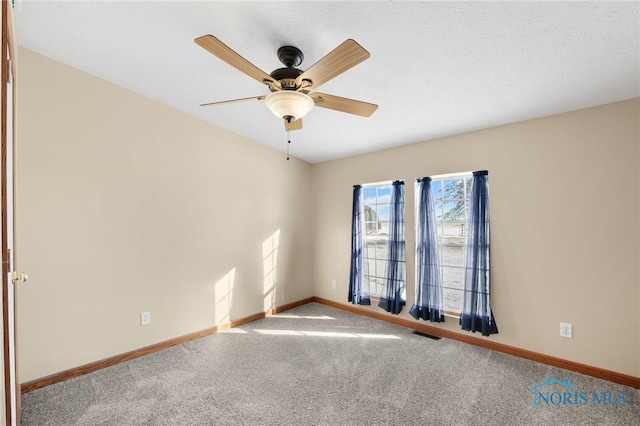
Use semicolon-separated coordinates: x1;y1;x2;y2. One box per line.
194;35;378;132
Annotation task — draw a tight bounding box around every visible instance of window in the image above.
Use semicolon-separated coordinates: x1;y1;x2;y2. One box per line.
430;172;472;313
362;182;405;297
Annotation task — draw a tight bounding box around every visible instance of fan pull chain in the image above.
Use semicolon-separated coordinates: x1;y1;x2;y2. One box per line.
286;123;291;160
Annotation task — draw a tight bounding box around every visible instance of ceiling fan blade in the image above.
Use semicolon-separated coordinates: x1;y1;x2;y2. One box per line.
284;118;303;132
195;35;279;89
296;39;370;90
200;95;266;107
310;93;378;117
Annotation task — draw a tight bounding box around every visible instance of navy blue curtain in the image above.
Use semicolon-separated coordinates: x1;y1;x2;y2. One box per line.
378;181;405;315
410;177;445;322
348;185;370;305
460;171;498;336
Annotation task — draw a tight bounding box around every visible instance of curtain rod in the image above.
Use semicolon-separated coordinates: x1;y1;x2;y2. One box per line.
361;179;403;187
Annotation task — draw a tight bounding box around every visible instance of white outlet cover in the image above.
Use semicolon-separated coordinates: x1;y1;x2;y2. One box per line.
560;322;572;338
141;311;151;326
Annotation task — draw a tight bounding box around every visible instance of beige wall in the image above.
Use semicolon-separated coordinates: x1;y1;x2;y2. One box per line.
312;98;640;377
15;48;313;383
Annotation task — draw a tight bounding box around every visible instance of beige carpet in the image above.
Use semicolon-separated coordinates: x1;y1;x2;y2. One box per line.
21;302;638;425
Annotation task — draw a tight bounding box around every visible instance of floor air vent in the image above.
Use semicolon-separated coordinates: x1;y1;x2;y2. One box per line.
412;330;441;340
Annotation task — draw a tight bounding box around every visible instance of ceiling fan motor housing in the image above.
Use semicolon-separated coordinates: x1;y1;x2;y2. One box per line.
269;67;303;91
268;45;307;92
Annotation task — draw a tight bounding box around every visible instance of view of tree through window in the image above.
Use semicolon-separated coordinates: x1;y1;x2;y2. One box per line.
432;174;472;313
363;184;392;296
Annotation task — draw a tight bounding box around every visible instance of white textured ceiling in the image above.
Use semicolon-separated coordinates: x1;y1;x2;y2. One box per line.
15;1;640;163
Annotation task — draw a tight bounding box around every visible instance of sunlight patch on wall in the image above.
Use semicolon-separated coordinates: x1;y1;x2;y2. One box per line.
263;229;280;312
214;268;236;325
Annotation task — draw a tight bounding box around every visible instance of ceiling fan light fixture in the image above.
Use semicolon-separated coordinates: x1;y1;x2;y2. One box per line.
265;90;314;121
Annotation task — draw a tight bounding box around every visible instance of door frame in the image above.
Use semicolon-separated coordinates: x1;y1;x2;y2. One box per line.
2;0;18;424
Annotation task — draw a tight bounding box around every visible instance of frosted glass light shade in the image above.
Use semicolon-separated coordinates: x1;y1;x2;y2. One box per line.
265;90;314;121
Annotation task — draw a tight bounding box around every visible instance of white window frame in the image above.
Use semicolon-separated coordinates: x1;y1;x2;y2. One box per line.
361;180;405;298
428;171;473;316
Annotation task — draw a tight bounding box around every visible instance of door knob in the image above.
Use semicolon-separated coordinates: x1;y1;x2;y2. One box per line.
11;272;28;283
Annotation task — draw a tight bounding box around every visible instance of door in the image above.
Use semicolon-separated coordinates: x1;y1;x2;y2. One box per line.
2;1;21;424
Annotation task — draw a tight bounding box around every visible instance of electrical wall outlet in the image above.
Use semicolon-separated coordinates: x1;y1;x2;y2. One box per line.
140;311;151;326
331;280;337;289
560;322;572;338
